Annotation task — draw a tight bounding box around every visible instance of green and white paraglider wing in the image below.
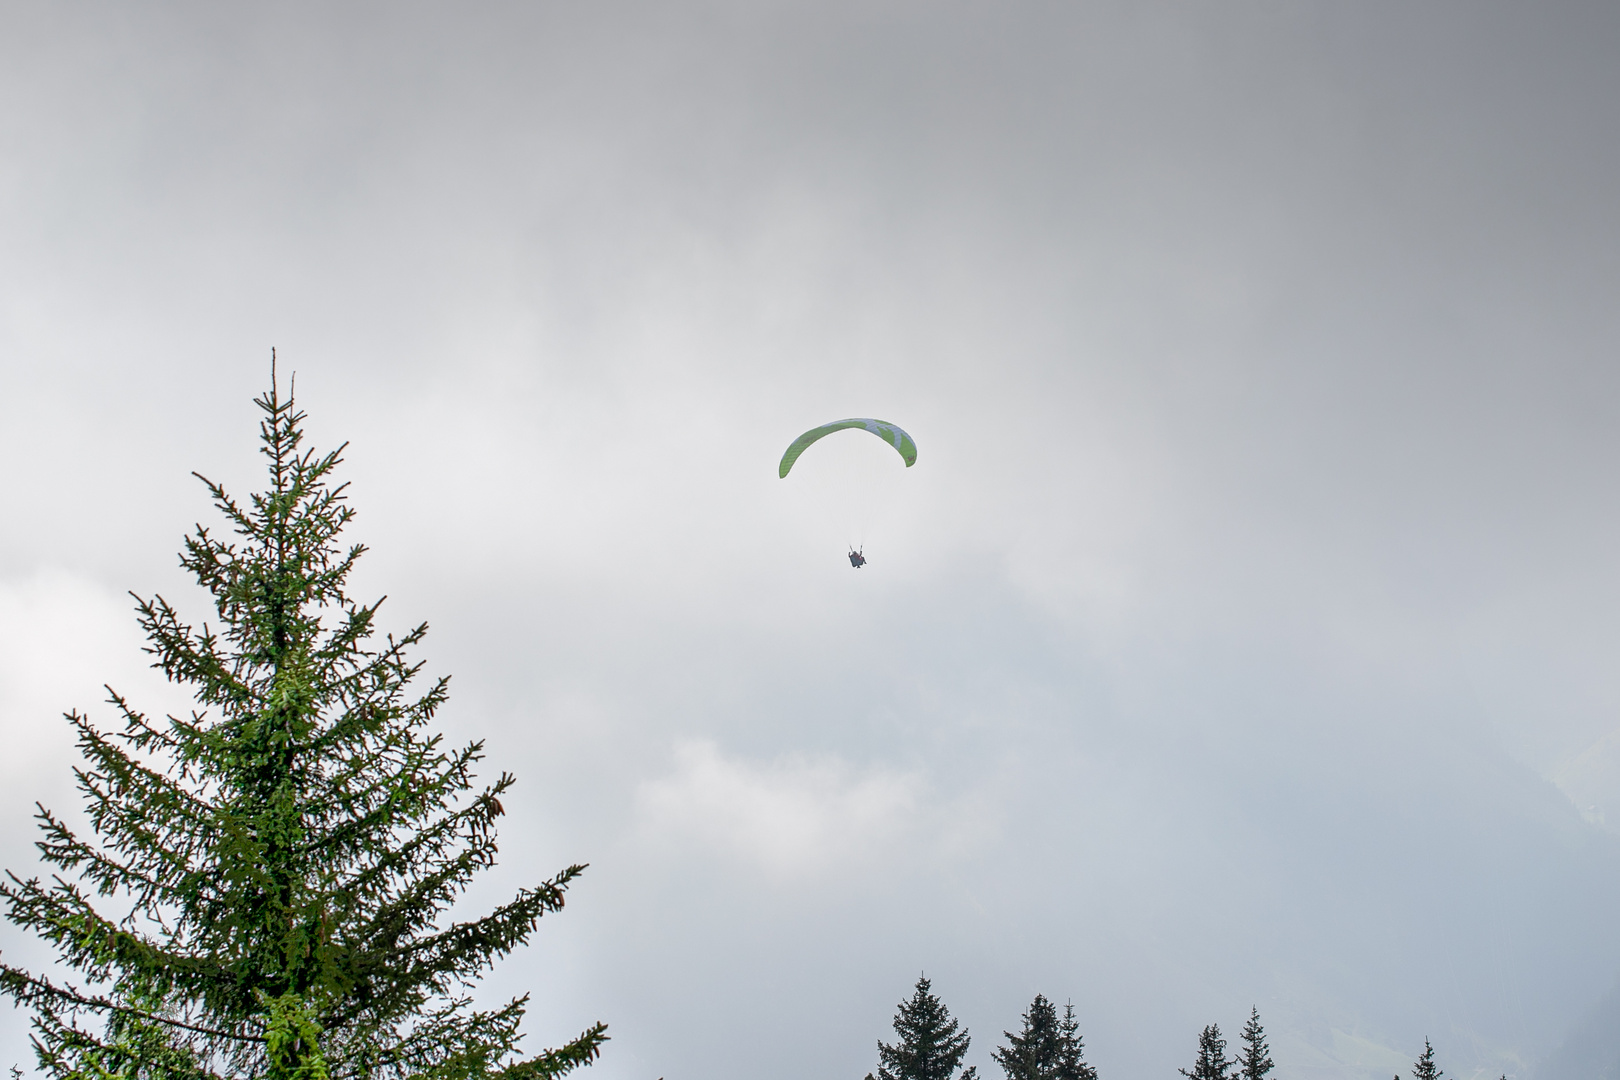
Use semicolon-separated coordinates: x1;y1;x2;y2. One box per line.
778;418;918;478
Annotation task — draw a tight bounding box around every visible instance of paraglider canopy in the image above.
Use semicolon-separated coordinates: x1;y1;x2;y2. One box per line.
778;418;917;479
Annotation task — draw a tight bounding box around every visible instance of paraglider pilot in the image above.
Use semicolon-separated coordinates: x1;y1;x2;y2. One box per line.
848;548;866;569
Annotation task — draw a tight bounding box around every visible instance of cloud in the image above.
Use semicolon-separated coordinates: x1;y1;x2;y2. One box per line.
633;740;977;880
6;4;1620;1078
0;570;135;784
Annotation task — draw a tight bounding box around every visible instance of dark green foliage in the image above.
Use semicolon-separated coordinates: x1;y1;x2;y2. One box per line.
993;994;1059;1080
1411;1039;1443;1080
1179;1025;1232;1080
1235;1009;1271;1080
1054;1003;1096;1080
994;996;1096;1080
0;373;605;1080
871;976;977;1080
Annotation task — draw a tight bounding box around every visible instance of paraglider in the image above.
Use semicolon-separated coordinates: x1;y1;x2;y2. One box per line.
778;418;917;479
779;418;916;567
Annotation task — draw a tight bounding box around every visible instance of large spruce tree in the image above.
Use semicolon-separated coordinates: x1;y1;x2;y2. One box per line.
868;976;977;1080
0;373;606;1080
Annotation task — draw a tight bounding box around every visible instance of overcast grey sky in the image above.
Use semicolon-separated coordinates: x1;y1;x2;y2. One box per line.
4;3;1620;1078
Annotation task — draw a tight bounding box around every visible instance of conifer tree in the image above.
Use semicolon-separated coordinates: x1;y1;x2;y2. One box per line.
1053;1002;1096;1080
868;976;977;1080
1410;1039;1443;1080
1179;1025;1232;1080
0;371;606;1080
1235;1009;1272;1080
993;994;1059;1080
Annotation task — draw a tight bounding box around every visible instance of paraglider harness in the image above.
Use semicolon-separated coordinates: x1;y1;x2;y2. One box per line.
848;547;866;569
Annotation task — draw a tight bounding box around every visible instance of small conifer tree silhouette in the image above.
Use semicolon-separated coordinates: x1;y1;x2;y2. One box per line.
1235;1008;1272;1080
869;975;977;1080
1179;1024;1232;1080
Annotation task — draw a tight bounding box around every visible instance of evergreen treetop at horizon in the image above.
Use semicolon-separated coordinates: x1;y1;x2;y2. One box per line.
1179;1024;1232;1080
1053;1003;1095;1080
1234;1009;1271;1080
0;372;606;1080
868;976;977;1080
993;994;1059;1080
992;995;1096;1080
1409;1039;1444;1080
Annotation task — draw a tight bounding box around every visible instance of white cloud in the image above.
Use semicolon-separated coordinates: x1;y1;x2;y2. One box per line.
633;740;969;880
0;569;200;809
0;571;130;781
